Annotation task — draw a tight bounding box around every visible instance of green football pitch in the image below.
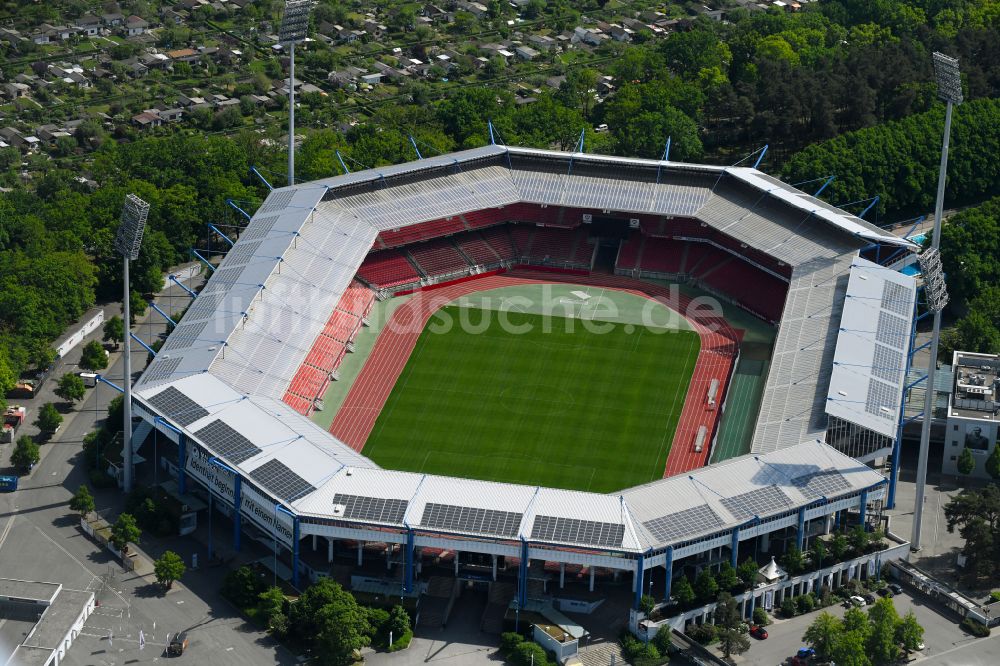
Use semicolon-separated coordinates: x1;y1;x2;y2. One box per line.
362;305;700;492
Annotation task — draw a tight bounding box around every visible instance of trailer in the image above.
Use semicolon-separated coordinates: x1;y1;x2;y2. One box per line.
0;475;18;492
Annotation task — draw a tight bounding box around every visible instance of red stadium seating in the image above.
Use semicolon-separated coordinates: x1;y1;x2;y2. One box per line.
377;217;466;248
407;239;471;277
502;203;569;227
509;225;535;257
616;233;644;270
680;242;714;274
460;208;506;229
356;250;421;288
700;258;788;322
339;280;376;319
481;225;516;261
456;233;502;265
638;237;686;274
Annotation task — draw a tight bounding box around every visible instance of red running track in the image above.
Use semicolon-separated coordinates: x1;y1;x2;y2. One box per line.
329;271;742;478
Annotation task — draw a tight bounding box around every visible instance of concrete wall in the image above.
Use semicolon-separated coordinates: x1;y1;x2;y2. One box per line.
942;416;999;479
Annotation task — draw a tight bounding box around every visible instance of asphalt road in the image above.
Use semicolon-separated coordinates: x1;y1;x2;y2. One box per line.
0;274;297;666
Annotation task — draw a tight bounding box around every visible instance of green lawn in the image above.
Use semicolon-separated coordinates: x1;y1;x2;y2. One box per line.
362;306;700;492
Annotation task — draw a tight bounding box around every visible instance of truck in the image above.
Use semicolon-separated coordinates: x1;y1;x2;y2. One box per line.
1;405;26;443
0;475;18;492
79;372;98;388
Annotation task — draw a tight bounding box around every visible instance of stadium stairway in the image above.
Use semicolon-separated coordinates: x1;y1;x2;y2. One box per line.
480;580;516;633
577;640;627;666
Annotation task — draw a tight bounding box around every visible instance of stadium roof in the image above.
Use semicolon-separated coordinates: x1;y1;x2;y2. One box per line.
826;258;917;438
134;145;909;552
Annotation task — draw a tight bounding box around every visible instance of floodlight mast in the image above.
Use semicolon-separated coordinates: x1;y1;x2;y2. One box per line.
279;0;313;186
911;53;961;551
114;194;150;495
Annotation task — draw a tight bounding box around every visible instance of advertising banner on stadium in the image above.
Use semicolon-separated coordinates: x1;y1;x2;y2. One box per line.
185;442;295;546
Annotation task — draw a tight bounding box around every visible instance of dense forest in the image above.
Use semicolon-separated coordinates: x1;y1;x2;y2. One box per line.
3;0;1000;404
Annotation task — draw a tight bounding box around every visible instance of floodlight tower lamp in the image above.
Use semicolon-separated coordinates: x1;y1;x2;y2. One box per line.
279;0;314;187
116;193;150;495
911;53;961;551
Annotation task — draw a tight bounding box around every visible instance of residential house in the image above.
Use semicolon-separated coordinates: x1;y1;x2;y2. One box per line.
545;75;566;90
167;48;200;63
608;25;632;42
422;5;451;23
363;20;386;38
125;16;150;37
4;82;30;98
123;58;149;78
102;13;125;28
75;15;103;37
66;72;91;88
528;34;557;51
373;61;410;81
132;111;162;129
572;27;606;46
457;1;489;18
360;72;383;86
0;27;24;45
514;45;540;61
158;108;184;122
141;52;171;70
328;66;366;87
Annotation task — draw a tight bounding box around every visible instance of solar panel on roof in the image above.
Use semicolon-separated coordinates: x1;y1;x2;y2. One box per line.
249;459;315;502
881;281;911;316
791;470;851;500
643;504;723;543
194;420;262;464
719;485;792;521
258;190;295;213
185;293;222;321
240;215;280;241
331;494;408;524
875;311;908;349
162;320;211;351
865;379;896;419
872;344;904;383
530;515;625;548
420;503;522;538
141;357;182;384
146;386;209;427
225;240;263;267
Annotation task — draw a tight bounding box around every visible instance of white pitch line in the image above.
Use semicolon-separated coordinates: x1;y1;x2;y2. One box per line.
0;515;15;553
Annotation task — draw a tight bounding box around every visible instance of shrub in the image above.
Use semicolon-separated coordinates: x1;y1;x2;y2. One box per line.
639;594;656;616
687;622;716;644
780;598;798;618
510;641;550;666
651;625;672;654
752;607;769;626
796;594;815;614
961;616;991;637
500;632;525;654
388;629;412;652
620;633;644;659
88;468;117;488
990;591;1000;603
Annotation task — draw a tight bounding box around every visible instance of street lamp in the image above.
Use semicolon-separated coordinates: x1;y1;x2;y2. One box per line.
278;0;313;186
911;52;961;552
114;194;150;495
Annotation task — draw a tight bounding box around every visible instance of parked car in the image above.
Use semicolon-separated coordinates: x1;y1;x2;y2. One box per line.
862;592;877;604
167;632;188;656
917;642;926;651
877;586;892;597
797;647;816;659
888;583;903;595
849;595;867;607
750;625;768;639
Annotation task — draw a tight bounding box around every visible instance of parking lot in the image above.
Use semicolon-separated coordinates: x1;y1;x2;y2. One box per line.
721;586;991;665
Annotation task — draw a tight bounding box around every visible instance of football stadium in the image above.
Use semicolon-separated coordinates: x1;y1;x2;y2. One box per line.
131;145;921;636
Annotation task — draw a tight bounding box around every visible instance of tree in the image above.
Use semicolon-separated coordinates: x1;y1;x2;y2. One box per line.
110;513;141;553
673;576;696;605
257;586;287;635
842;607;870;636
737;557;758;589
313;588;373;666
715;592;750;658
866;597;900;665
803;611;840;659
944;485;1000;581
694;569;718;602
810;539;828;568
716;561;740;591
651;625;672;654
896;610;924;657
11;436;40;471
79;340;108;371
55;373;86;404
154;550;186;588
34;402;63;433
849;526;869;554
222;566;266;608
102;316;125;349
639;594;656;616
752;606;769;626
830;629;872;666
782;546;805;575
511;641;548;666
958;446;976;475
987;446;1000;481
69;484;95;516
830;532;849;561
386;605;410;642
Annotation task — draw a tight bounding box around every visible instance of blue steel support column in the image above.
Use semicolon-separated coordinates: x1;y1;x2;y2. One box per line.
518;540;529;607
177;433;187;494
292;517;301;589
731;528;740;567
859;490;868;531
633;554;645;610
233;475;242;552
797;507;806;551
888;297;920;509
404;529;415;593
664;547;673;601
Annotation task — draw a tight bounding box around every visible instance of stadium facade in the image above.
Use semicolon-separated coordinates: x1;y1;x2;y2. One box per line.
129;146;919;620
